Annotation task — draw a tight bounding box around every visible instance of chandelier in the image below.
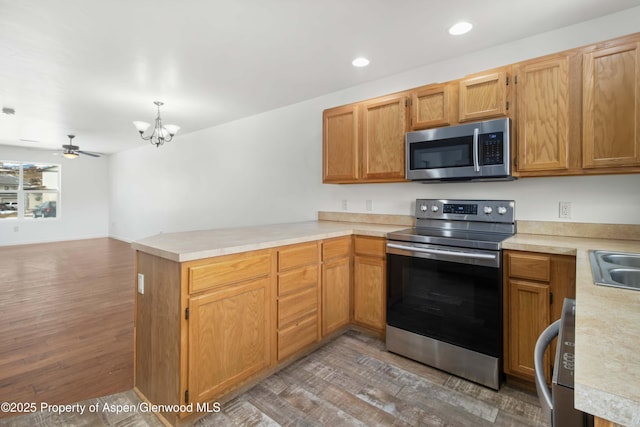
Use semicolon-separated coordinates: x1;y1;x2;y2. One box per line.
133;101;180;147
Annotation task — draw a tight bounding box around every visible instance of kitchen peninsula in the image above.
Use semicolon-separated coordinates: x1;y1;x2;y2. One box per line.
132;217;640;426
131;218;407;425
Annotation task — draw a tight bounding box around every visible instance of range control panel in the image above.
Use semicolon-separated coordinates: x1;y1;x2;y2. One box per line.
415;199;515;224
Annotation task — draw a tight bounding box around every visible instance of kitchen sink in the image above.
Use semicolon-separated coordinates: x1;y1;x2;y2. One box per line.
600;253;640;268
590;251;640;291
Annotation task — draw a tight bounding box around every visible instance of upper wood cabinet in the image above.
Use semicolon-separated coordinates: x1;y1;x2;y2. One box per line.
459;69;510;122
323;32;640;181
323;104;359;182
410;82;458;130
583;41;640;168
514;55;575;173
322;93;409;184
513;35;640;176
361;94;409;181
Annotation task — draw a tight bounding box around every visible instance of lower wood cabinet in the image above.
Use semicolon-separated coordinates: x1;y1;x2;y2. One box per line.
353;236;386;333
188;277;271;404
321;236;352;336
134;235;386;425
135;248;274;425
503;250;576;383
276;242;320;361
594;417;623;427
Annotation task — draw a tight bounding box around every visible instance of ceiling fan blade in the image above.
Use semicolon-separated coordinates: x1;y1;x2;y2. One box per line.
77;150;101;157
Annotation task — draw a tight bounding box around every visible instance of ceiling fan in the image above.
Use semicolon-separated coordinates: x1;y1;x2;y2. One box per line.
61;135;101;159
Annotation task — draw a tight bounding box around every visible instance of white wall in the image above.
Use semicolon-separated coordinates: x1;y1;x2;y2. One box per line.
109;8;640;242
0;145;109;245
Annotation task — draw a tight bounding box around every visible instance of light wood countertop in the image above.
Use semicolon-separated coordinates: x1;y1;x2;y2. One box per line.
131;220;407;262
503;233;640;426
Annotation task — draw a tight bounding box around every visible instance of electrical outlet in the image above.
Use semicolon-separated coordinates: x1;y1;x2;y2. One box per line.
341;199;348;211
366;200;373;211
13;226;19;232
137;273;145;294
559;201;572;219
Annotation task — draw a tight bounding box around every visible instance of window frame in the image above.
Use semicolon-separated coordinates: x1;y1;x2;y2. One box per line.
0;160;61;221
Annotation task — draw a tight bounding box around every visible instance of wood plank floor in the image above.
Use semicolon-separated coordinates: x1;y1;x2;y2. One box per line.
2;329;548;426
0;238;135;419
193;330;549;427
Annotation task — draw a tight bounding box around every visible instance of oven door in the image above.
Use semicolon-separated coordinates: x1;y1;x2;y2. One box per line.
386;241;502;358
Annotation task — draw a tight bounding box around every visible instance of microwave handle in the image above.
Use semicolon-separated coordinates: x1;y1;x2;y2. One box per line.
473;127;480;172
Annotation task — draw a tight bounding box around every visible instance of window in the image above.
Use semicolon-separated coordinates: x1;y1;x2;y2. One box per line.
0;161;60;220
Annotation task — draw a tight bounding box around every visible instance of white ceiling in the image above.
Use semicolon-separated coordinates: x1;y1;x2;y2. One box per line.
1;0;640;155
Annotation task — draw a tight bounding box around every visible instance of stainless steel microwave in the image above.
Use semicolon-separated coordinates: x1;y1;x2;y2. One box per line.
406;118;512;182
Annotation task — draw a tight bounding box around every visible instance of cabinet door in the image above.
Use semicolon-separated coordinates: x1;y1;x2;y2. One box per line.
353;255;386;332
411;83;457;130
515;57;571;172
506;279;550;382
459;70;509;122
188;277;270;404
322;256;351;336
583;42;640;168
323;104;359;182
360;93;409;181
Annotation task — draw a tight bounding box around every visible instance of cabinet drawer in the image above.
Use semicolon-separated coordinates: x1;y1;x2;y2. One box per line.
188;250;272;294
278;286;318;329
354;236;386;258
278;242;319;271
508;252;551;282
277;314;318;360
322;237;351;261
278;265;318;296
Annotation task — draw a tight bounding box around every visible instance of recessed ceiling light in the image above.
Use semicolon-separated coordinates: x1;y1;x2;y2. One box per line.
352;57;370;68
448;21;473;36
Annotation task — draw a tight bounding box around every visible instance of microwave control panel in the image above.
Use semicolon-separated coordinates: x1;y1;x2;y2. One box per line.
480;132;504;165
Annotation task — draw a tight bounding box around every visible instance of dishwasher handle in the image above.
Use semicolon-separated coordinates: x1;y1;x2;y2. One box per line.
534;319;560;426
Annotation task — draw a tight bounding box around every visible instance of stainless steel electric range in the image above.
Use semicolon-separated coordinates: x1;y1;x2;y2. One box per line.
386;199;515;390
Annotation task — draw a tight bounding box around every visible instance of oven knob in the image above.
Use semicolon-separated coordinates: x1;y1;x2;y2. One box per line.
498;206;507;215
483;206;493;214
431;205;439;212
420;204;428;212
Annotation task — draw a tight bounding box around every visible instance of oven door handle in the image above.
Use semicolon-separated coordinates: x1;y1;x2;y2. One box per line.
387;243;496;260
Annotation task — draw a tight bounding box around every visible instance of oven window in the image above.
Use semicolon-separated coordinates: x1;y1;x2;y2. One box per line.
409;136;473;170
387;253;501;357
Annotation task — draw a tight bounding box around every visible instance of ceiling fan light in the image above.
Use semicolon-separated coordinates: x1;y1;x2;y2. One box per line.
63;151;78;159
164;124;180;136
133;121;151;133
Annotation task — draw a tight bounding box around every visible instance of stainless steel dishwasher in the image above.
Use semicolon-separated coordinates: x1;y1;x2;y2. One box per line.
534;298;593;427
